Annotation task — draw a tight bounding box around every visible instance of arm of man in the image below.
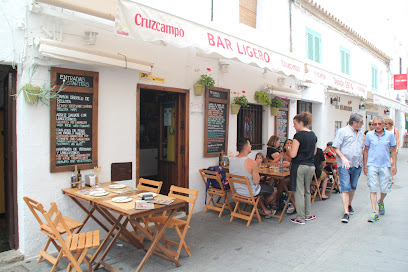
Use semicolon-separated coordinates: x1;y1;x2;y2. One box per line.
395;128;400;153
390;146;397;176
288;139;300;158
363;146;369;176
246;158;261;185
334;147;351;169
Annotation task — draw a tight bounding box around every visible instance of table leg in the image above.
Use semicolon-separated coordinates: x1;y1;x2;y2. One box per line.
131;209;181;272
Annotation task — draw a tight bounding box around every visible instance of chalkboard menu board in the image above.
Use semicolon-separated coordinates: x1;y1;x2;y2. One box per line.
50;68;98;173
275;109;289;143
204;87;230;157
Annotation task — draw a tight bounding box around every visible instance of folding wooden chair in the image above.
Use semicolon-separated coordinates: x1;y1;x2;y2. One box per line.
311;173;324;203
42;204;100;272
23;197;83;265
199;169;232;217
226;173;262;227
148;185;198;261
325;168;340;197
137;178;163;194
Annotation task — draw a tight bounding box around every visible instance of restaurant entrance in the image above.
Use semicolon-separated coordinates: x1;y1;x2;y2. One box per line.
137;84;189;195
0;65;18;252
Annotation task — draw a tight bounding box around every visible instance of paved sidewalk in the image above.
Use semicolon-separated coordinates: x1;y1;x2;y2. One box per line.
3;150;408;271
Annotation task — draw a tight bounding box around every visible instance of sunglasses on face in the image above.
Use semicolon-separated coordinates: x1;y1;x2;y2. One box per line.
373;123;383;126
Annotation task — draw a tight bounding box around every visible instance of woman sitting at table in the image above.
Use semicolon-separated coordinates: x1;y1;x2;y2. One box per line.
323;141;339;192
269;139;296;213
266;135;281;160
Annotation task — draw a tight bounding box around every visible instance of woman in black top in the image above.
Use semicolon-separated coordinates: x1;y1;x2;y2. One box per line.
287;112;317;224
266;135;281;160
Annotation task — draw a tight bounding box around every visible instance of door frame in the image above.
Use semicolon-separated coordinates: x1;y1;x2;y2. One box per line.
1;65;18;249
136;84;189;189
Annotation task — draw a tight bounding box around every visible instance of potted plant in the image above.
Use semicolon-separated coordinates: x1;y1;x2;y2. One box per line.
12;65;66;105
231;91;248;114
270;96;288;116
193;68;215;96
254;91;271;106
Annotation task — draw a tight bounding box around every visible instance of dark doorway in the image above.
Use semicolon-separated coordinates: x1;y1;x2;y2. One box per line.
137;85;189;195
0;65;18;252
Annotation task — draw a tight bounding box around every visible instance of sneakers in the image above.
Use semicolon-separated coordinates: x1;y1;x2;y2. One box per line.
348;205;354;215
378;200;385;215
341;213;349;223
305;215;316;221
368;211;380;222
290;218;305;225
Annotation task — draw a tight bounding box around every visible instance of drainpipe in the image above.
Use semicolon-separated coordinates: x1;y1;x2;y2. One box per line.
289;0;293;53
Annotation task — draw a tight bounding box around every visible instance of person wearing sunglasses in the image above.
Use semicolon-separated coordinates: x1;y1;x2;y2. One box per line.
363;121;374;144
384;118;399;183
332;113;365;223
363;116;397;223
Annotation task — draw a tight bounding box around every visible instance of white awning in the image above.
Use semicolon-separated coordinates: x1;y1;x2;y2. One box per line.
372;93;408;112
267;85;302;100
115;0;305;79
37;38;153;72
305;64;368;98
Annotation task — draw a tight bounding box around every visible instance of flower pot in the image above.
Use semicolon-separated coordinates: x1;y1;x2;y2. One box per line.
231;103;241;114
23;85;41;104
256;97;263;104
193;83;205;96
270;107;279;116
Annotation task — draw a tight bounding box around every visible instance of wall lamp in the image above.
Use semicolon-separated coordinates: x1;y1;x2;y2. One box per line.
330;96;340;106
384;108;390;115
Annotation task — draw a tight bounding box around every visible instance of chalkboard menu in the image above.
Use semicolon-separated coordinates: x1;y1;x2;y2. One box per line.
275;109;289;143
50;68;98;173
204;87;230;157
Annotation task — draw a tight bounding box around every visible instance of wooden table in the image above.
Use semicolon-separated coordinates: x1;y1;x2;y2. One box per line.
258;168;292;223
62;184;186;272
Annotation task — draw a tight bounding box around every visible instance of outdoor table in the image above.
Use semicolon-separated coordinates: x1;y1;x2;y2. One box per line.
62;184;186;271
224;166;292;223
258;168;292;223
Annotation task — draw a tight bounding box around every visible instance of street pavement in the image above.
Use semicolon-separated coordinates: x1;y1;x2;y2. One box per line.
2;149;408;272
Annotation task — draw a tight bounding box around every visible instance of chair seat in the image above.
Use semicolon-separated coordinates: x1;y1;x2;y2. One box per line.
207;187;228;195
40;216;82;235
149;216;187;229
65;230;100;254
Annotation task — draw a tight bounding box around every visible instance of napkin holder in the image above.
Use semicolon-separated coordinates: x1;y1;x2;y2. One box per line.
85;175;96;187
141;194;154;201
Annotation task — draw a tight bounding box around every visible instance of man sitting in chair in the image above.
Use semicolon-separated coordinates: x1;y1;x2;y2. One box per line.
229;138;277;217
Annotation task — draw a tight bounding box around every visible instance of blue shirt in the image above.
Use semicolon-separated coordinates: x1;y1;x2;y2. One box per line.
365;129;396;167
333;125;364;168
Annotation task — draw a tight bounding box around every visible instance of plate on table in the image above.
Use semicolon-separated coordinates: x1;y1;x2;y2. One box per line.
90;190;109;197
112;196;133;203
137;192;157;198
108;184;126;189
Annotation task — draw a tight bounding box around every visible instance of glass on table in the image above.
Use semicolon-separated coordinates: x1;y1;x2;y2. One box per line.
259;163;265;171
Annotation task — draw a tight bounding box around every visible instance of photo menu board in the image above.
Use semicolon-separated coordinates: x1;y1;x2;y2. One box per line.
50;68;98;173
204;87;230;157
275;109;289;143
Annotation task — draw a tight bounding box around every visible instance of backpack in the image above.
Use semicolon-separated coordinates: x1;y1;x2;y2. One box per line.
206;166;229;191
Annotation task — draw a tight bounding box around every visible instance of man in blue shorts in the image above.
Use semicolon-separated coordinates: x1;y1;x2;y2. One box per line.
363;116;397;222
333;113;364;223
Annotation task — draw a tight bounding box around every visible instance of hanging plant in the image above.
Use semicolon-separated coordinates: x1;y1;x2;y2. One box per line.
254;91;271;106
12;65;66;105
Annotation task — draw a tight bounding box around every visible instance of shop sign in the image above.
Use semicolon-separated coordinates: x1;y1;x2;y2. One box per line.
116;0;304;79
394;74;407;90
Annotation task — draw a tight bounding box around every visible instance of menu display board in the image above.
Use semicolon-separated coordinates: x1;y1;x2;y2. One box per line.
50;68;98;173
275;109;288;143
204;87;230;157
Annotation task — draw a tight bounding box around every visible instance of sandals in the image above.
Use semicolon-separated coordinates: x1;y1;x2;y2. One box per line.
258;208;276;219
286;204;295;214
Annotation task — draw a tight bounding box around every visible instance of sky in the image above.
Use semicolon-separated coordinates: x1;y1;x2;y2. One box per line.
315;0;408;54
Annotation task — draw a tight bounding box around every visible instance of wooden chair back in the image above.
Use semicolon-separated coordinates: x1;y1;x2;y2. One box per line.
24;196;47;227
137;178;163;194
226;173;262;227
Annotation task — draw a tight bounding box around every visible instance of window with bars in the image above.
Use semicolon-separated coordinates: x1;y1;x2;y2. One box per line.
237;104;263;150
340;47;350;75
239;0;257;28
306;28;322;63
371;65;378;91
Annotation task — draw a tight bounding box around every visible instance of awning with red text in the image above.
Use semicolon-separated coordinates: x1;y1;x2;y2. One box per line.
115;0;305;79
305;64;368;99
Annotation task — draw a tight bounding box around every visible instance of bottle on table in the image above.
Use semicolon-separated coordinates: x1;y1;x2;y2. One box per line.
71;171;77;188
279;155;284;173
219;150;224;167
77;170;83;189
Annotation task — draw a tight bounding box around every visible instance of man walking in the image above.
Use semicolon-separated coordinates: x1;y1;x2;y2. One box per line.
332;113;364;223
363;116;397;222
